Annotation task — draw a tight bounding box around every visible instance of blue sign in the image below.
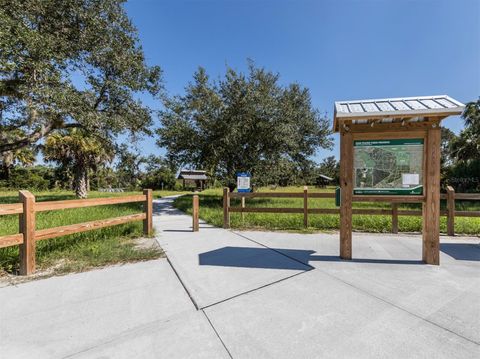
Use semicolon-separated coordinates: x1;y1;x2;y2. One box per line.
237;172;251;193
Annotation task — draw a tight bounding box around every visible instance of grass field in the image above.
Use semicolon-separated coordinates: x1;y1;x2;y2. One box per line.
0;189;188;276
174;187;480;235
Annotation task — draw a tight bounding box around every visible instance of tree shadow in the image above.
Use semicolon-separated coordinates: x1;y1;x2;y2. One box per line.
153;201;186;216
440;243;480;261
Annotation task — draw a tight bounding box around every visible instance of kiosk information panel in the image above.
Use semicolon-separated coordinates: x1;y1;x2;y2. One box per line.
237;172;251;193
353;138;423;195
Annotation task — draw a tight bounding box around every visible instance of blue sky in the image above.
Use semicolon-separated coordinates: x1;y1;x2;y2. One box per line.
124;0;480;162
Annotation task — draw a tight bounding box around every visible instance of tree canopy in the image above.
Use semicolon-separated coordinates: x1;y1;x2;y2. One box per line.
157;63;333;190
0;0;162;153
444;98;480;192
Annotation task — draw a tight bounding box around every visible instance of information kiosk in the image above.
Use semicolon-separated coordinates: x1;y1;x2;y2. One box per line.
333;95;465;265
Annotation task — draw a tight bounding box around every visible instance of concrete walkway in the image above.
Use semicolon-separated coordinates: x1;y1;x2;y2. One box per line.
0;259;228;359
1;196;479;358
154;197;480;358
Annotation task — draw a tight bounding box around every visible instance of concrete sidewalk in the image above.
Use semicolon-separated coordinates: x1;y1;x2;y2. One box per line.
154;198;311;308
0;259;229;359
154;196;480;358
1;196;479;358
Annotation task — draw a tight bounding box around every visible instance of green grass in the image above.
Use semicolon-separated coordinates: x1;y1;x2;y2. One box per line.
0;189;188;275
174;187;480;235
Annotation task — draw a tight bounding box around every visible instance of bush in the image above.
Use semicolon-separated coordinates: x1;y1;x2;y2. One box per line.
445;159;480;192
5;166;54;190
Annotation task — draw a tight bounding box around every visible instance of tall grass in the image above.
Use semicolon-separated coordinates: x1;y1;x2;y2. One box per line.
174;187;480;235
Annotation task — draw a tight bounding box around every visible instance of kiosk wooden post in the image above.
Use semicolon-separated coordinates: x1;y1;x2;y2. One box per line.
422;123;441;264
333;96;464;265
339;131;353;259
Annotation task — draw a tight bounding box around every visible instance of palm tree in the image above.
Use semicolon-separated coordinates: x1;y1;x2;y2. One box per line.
43;129;114;198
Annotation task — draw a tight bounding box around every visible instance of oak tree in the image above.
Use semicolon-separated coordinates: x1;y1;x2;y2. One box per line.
157;63;332;190
0;0;161;153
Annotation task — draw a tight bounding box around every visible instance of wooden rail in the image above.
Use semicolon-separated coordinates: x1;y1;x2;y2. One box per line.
223;187;480;235
0;189;153;275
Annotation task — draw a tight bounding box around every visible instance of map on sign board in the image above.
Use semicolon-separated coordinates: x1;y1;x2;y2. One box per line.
237;172;251;193
353;139;423;195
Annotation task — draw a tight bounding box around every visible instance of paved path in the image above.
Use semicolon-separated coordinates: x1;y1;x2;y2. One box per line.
1;196;479;358
0;259;227;359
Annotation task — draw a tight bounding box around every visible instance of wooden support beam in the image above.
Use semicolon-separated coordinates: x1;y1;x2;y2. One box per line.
223;188;230;229
143;189;153;236
303;186;308;228
35;195;146;212
19;190;35;275
339;130;353;260
391;203;398;234
422;126;441;265
229;192;304;198
352;195;424;203
0;203;23;215
35;213;146;241
0;233;23;249
446;186;455;236
241;196;245;223
192;192;199;232
229;207;304;214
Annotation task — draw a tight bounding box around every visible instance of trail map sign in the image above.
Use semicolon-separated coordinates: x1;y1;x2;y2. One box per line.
353;138;423;195
237;172;251;193
334;95;464;265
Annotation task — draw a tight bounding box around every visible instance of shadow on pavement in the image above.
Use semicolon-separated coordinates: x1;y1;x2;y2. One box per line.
199;247;312;270
199;246;424;270
153;202;186;216
440;243;480;261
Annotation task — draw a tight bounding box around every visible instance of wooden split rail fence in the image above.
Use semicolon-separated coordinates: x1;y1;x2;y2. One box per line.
0;189;153;275
222;186;480;235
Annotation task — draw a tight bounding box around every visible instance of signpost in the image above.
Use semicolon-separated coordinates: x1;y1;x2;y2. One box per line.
237;172;251;193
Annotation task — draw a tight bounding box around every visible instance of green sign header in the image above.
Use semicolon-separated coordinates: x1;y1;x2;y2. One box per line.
354;138;424;147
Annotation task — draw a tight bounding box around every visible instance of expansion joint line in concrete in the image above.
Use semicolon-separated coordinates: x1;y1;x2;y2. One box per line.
200;269;310;310
165;256;200;310
231;230;316;270
317;266;480;346
162;238;312;311
231;230;480;347
202;310;234;359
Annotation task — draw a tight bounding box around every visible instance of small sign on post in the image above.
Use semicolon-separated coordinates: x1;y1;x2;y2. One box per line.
237;172;251;193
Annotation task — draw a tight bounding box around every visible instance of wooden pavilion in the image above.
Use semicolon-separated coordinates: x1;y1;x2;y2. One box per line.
177;170;208;191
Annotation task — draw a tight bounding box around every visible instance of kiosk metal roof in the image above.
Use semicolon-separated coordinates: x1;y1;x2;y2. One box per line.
333;95;464;132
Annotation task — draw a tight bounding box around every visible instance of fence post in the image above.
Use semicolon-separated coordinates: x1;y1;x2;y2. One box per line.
303;186;308;229
192;192;199;232
223;187;230;229
19;190;36;275
241;196;245;223
447;186;455;236
143;189;153;236
391;203;398;234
